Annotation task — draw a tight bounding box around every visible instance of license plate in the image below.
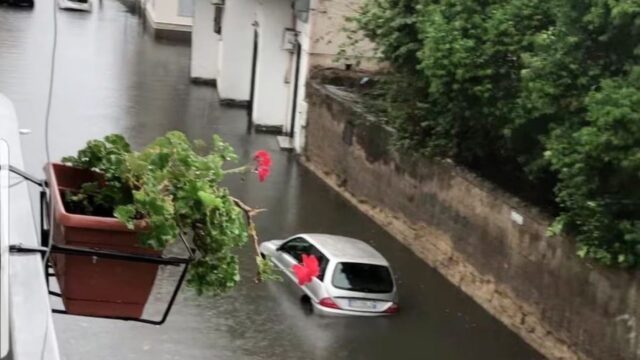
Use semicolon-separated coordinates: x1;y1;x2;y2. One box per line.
348;299;377;310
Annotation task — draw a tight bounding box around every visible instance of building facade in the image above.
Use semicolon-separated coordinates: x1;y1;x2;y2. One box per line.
190;0;375;151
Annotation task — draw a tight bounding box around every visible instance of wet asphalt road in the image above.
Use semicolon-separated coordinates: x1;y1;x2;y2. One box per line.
0;1;544;359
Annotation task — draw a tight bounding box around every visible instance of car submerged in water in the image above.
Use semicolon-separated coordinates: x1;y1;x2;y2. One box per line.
260;234;399;316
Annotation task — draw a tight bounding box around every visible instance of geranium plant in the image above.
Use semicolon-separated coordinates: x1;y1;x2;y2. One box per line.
62;131;277;295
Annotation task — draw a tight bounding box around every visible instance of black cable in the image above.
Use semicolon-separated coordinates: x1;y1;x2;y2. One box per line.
39;0;58;359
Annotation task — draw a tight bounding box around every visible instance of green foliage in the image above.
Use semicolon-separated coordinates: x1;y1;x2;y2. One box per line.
349;0;640;267
63;131;264;295
546;68;640;266
257;256;282;282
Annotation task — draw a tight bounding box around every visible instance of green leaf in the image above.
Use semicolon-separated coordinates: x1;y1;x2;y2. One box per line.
198;191;222;210
114;205;136;230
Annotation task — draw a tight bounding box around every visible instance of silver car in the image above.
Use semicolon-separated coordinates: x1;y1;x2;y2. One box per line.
259;234;399;316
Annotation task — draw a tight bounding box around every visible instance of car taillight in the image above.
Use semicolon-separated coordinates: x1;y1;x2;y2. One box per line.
318;297;340;309
385;303;399;314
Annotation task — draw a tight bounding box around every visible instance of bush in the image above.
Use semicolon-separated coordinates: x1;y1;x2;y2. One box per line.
350;0;640;266
546;68;640;266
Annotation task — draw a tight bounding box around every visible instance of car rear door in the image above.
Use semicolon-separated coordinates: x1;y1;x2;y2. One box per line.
304;246;330;302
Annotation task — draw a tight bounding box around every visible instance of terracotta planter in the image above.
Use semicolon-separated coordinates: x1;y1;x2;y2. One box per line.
46;163;160;318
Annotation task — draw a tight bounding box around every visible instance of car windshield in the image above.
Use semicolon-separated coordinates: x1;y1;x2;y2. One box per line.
332;262;393;293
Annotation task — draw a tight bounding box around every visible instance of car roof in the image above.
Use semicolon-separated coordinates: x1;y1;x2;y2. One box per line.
300;234;389;265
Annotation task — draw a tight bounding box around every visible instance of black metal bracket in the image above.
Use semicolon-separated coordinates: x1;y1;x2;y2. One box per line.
9;243;48;254
45;234;194;326
8;165;47;188
7;166;195;326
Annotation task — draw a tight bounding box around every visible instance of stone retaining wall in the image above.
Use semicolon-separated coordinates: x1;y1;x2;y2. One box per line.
303;80;640;360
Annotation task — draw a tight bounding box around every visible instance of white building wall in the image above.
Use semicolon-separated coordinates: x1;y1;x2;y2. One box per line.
217;0;257;102
191;0;219;81
252;0;294;129
286;16;312;150
145;0;193;31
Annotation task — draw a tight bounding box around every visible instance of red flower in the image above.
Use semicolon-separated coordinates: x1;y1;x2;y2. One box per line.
257;166;270;182
292;254;320;286
254;150;272;168
254;150;272;182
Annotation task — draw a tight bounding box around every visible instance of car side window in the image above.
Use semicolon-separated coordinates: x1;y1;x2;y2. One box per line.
279;238;329;281
308;247;329;281
279;237;313;263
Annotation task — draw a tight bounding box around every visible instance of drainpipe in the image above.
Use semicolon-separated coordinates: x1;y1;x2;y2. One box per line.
289;40;302;138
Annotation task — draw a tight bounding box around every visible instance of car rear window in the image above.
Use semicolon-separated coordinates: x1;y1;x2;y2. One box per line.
332;262;394;293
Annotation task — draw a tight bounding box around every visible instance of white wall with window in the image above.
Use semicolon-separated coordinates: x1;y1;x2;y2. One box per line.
216;0;257;102
251;0;295;130
191;0;219;81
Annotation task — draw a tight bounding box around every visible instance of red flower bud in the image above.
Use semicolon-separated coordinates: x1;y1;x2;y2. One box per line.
257;166;270;182
254;150;272;182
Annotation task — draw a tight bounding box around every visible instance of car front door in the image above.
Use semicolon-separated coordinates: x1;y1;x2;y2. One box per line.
274;237;313;285
274;237;330;302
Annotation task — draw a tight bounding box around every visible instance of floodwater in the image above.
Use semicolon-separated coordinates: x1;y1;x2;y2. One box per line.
0;0;544;359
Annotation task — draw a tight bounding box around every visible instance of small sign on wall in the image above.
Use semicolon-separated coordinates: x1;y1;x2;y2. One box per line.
282;29;298;51
510;210;524;225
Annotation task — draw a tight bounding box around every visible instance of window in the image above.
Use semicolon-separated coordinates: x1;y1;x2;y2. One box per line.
177;0;194;18
308;247;329;281
294;0;310;23
214;5;224;35
279;237;313;263
279;238;329;280
332;263;394;293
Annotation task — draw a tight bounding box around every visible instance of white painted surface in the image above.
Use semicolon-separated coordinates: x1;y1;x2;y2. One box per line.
289;16;312;151
0;94;60;360
252;0;293;128
217;0;256;101
191;0;219;80
145;0;193;31
1;140;8;358
511;210;524;226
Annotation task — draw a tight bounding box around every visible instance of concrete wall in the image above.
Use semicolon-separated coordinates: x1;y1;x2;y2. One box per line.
251;0;294;130
290;0;377;151
190;0;219;82
145;0;193;32
217;0;257;102
305;0;376;69
304;79;640;360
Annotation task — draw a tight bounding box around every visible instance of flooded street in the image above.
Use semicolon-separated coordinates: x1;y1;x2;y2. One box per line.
0;1;543;359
